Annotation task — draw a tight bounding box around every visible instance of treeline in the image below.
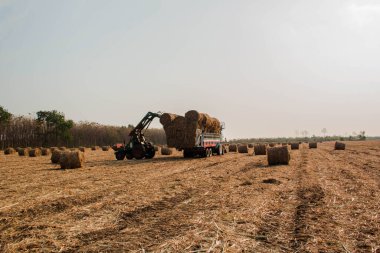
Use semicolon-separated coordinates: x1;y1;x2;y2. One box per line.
0;106;166;149
230;134;367;144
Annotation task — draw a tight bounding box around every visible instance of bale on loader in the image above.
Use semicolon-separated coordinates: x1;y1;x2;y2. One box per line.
309;142;317;149
41;148;51;156
4;147;15;155
161;147;172;155
18;148;30;156
102;146;110;151
254;144;266;155
29;148;41;157
267;146;290;166
335;142;346;150
238;145;248;153
290;143;299;150
229;144;237;152
51;150;62;164
59;151;84;169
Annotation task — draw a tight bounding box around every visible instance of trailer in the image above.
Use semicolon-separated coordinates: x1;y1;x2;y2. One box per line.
182;130;225;158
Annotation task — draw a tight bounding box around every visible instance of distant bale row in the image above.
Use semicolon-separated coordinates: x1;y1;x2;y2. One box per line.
4;147;16;155
290;143;299;150
238;145;248;153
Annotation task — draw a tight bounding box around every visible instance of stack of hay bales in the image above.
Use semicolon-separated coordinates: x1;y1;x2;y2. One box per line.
161;147;172;155
4;147;15;155
29;148;41;157
309;142;317;149
290;143;300;150
254;144;266;155
229;144;237;152
51;150;62;164
59;151;84;169
335;142;346;150
238;144;248;153
160;110;221;149
18;148;30;156
267;146;290;165
41;148;51;156
101;146;110;151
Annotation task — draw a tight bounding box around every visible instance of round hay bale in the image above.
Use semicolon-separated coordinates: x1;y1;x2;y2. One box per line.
309;142;317;149
58;147;66;151
101;146;110;151
91;146;98;151
160;113;178;126
290;143;299;150
51;150;62;164
70;148;77;151
254;144;266;155
59;151;84;169
335;142;346;150
4;147;15;155
79;147;86;152
18;148;30;156
267;146;290;166
238;145;248;153
161;147;172;155
29;148;41;157
229;144;237;152
41;148;51;156
269;143;275;147
248;143;254;148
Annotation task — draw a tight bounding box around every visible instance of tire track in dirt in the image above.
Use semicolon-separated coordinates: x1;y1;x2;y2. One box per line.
291;147;343;252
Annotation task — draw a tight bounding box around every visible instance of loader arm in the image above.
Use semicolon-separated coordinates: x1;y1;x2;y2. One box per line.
129;112;162;137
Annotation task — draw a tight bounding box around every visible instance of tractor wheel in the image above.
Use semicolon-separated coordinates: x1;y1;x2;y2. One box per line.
132;145;145;160
145;147;155;159
115;151;126;160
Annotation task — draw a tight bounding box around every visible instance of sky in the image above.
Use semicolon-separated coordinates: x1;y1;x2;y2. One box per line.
0;0;379;139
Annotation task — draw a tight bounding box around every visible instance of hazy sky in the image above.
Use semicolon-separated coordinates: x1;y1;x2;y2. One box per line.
1;0;379;139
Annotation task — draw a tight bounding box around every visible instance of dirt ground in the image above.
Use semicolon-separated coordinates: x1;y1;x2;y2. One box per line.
0;141;379;252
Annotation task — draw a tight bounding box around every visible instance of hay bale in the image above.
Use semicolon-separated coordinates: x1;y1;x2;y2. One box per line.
29;148;41;157
267;146;290;166
248;143;254;148
79;147;86;152
41;148;51;156
238;145;248;153
335;142;346;150
70;148;77;151
58;147;66;151
50;147;58;152
269;143;275;147
229;144;237;152
160;113;179;126
4;147;15;155
101;146;110;151
161;147;172;155
18;148;30;156
154;146;159;151
91;146;98;151
254;144;266;155
290;143;299;150
51;150;62;164
59;151;84;169
309;142;317;149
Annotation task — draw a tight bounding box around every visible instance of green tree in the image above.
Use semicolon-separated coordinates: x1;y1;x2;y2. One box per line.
0;106;12;124
36;110;73;146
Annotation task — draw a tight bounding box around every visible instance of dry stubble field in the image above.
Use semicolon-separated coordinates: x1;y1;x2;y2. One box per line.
0;141;379;252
